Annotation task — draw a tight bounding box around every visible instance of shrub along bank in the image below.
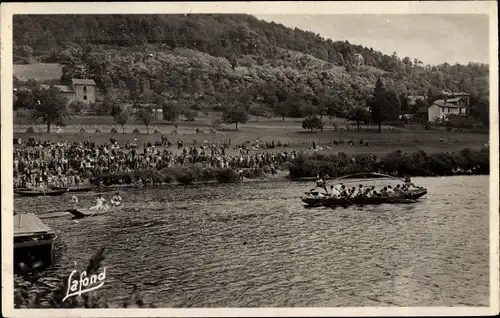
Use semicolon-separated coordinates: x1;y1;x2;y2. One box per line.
89;164;241;186
288;147;489;179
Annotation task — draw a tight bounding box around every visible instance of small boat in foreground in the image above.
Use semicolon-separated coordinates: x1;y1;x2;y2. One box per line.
15;188;68;197
14;213;56;271
302;172;428;208
67;205;123;219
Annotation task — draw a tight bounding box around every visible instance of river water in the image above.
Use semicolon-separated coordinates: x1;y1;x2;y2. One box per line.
14;175;490;307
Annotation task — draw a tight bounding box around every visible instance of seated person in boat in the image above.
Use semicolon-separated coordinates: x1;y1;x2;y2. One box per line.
337;184;348;198
110;192;123;206
386;185;395;196
363;186;375;197
330;185;341;198
380;187;388;196
71;195;79;205
347;186;357;198
393;184;403;195
90;194;107;210
354;184;365;198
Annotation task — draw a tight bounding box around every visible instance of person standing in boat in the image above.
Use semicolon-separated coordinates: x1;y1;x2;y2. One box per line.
315;174;328;193
404;176;416;189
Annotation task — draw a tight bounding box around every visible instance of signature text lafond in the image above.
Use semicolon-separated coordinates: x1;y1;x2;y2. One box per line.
62;264;107;302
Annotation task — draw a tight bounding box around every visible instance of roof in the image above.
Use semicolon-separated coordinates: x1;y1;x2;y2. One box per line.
71;78;96;86
40;84;74;93
14;213;54;237
440;90;471;96
13;86;31;92
431;99;467;108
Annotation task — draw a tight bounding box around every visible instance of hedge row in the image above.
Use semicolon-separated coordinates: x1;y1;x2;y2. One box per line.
288;147;489;179
89;164;241;186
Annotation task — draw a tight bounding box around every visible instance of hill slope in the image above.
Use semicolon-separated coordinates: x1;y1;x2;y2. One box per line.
13;14;489;119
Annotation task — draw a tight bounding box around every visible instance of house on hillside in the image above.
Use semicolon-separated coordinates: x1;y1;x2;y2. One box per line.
40;78;97;104
428;97;469;122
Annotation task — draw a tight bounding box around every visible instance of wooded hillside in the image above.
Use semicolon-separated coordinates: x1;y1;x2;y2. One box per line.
13;14;489;123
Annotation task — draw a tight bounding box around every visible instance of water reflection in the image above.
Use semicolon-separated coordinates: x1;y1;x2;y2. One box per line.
14;176;490;307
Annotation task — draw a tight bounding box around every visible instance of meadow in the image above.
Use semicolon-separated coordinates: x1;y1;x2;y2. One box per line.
13;112;488;156
13;63;62;82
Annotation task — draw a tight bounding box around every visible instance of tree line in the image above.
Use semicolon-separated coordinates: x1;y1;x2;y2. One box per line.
13;14;490;129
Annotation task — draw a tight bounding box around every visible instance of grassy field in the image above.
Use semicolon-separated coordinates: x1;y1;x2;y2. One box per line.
13;113;489;156
13;63;62;81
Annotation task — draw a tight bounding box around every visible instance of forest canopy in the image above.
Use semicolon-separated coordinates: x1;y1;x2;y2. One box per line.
13;14;489;122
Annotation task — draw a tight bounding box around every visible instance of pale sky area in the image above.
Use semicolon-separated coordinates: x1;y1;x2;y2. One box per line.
254;14;489;65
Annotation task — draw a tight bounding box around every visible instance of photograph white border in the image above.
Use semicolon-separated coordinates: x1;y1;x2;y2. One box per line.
1;1;498;317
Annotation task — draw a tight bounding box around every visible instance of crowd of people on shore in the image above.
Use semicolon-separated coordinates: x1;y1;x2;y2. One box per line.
13;137;298;188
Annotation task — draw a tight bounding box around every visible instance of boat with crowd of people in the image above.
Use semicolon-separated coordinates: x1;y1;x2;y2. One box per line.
302;172;427;208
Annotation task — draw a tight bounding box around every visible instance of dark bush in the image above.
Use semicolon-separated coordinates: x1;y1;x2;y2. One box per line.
288;147;489;178
174;166;197;185
216;168;240;183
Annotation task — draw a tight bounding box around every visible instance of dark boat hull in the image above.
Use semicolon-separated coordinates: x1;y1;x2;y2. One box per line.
67;206;123;219
303;189;427;207
15;189;68;197
51;185;93;193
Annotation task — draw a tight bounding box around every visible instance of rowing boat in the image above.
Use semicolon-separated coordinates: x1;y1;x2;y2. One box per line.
15;188;68;197
321;189;427;207
67;205;123;219
50;185;93;193
302;172;428;207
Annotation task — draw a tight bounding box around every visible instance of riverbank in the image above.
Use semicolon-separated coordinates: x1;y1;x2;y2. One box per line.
289;147;489;179
86;147;489;188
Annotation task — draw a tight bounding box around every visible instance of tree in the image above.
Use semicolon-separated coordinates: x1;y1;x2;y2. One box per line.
13;90;34;110
31;85;69;133
162;101;180;124
302;115;324;132
222;105;248;130
135;105;154;134
114;108;129;133
367;78;400;132
249;103;266;122
347;106;368;131
68;101;84;115
274;101;288;122
470;97;489;127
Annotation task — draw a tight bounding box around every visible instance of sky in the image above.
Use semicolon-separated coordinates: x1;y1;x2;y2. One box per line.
254;14;489;65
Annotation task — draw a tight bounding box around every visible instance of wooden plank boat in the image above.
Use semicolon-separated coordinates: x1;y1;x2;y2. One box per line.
50;185;93;193
302;172;427;207
320;189;427;208
14;188;68;197
67;205;123;219
14;213;56;271
302;190;427;207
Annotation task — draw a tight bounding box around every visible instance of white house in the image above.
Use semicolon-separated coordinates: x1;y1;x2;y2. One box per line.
40;78;97;104
428;97;469;122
